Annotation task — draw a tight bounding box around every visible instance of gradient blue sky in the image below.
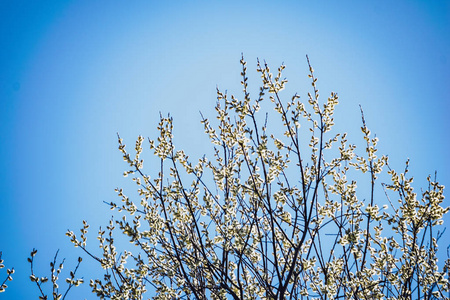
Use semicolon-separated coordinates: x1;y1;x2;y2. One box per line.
1;1;449;298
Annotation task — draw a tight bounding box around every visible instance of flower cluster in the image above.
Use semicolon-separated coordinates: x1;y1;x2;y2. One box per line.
28;249;83;300
0;251;14;293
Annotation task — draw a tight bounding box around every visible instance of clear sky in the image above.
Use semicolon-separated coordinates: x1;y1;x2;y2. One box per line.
0;1;449;298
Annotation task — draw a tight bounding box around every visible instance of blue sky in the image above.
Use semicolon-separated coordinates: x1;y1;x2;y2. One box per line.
0;1;449;298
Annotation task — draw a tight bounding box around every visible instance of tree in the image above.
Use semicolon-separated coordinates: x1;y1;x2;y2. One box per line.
64;56;449;299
